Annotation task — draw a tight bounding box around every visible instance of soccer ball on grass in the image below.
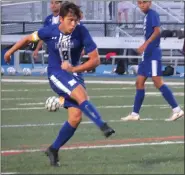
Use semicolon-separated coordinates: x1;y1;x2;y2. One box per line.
45;96;60;112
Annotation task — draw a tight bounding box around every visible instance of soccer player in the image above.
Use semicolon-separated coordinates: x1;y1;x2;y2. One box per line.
121;0;184;121
4;2;115;167
32;0;62;59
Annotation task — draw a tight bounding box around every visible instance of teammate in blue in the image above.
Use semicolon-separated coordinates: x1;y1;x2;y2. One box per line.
121;0;184;121
4;1;115;167
32;0;62;59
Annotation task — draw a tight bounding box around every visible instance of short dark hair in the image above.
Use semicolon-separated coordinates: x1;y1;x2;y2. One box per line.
59;1;81;20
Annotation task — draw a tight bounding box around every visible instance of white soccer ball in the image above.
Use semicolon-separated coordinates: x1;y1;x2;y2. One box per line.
7;67;16;76
129;65;138;75
1;67;5;75
23;68;32;76
45;96;60;112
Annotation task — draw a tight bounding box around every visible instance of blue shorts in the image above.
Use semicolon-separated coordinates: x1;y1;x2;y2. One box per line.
48;69;85;109
137;60;162;77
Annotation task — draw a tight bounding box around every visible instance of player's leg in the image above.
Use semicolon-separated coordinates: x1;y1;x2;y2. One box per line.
121;75;147;121
70;84;115;137
46;107;82;166
49;70;115;137
123;9;129;27
151;60;184;121
108;1;112;20
121;61;147;121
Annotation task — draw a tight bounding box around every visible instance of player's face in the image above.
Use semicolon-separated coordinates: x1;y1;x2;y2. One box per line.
50;0;61;13
60;13;79;34
137;1;151;13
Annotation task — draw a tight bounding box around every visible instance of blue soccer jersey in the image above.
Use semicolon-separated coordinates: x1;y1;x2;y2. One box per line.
44;14;60;27
143;9;161;60
36;24;97;108
37;24;96;72
138;9;162;77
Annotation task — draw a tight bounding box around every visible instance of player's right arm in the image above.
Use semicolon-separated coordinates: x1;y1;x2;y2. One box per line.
4;31;40;63
4;26;50;63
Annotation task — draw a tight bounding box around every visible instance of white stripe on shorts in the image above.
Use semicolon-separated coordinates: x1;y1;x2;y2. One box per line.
50;75;71;95
152;60;157;76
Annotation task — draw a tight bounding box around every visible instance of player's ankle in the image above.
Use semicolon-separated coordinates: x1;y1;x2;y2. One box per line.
131;112;139;116
172;106;181;113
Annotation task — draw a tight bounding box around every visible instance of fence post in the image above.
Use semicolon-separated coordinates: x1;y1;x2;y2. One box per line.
23;22;25;34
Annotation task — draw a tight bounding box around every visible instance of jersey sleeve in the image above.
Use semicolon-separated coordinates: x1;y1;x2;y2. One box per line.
80;25;97;54
37;26;51;41
151;11;160;28
43;17;48;27
43;15;51;27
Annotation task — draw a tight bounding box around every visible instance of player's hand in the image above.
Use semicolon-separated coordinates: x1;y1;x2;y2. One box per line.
137;43;148;55
4;51;11;64
61;61;74;72
32;50;39;60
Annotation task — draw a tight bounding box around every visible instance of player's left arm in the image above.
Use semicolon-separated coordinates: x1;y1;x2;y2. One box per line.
71;26;100;73
71;49;100;73
145;27;160;45
137;12;161;54
145;12;161;45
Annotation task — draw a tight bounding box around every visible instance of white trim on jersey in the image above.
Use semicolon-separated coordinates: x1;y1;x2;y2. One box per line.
52;15;59;24
152;60;157;76
50;75;71;95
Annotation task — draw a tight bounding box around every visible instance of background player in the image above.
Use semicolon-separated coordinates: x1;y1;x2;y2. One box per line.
32;0;62;59
4;1;115;167
121;0;184;121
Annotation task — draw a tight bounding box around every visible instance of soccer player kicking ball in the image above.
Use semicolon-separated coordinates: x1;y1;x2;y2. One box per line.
4;2;115;167
121;0;184;121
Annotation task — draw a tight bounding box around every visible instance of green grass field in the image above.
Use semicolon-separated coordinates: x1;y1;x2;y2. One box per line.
1;76;184;174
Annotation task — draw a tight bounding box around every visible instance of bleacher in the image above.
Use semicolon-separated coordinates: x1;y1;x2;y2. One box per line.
1;0;184;76
1;0;184;36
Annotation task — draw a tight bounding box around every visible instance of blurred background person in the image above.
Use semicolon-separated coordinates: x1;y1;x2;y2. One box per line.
32;0;62;59
108;1;116;20
117;1;131;27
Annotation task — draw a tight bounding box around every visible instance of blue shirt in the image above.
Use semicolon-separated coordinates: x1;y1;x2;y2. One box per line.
144;9;161;54
37;24;97;74
44;14;60;27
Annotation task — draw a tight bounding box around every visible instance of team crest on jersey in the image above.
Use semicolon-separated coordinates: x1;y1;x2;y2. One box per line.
56;34;74;49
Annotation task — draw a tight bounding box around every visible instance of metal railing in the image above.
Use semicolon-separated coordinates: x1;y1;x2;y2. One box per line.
1;21;184;36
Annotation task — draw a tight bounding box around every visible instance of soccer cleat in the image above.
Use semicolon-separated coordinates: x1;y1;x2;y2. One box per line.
121;114;140;121
45;146;60;167
165;110;184;121
100;123;115;138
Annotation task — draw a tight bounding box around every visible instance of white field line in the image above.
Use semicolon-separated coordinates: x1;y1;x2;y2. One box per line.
1;141;184;154
1;173;18;175
1;87;184;92
1;118;169;128
1;92;184;101
1;79;184;86
1;89;51;92
1;104;175;111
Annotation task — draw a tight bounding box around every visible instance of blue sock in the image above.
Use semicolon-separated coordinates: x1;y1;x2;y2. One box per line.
159;84;178;108
52;121;76;150
79;100;105;128
133;89;145;114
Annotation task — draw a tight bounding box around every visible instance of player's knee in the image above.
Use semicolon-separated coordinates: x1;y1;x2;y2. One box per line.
152;77;164;89
135;80;144;89
68;112;82;128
